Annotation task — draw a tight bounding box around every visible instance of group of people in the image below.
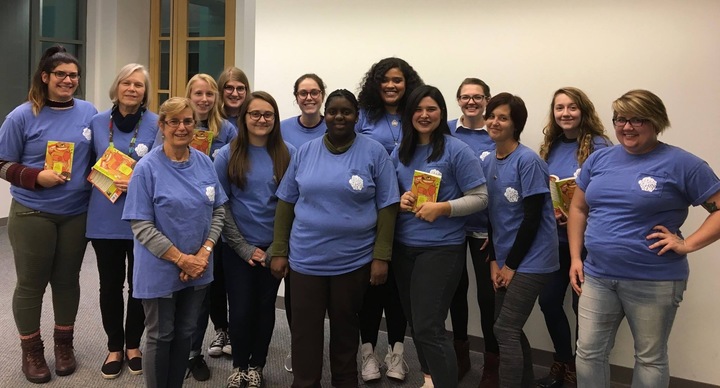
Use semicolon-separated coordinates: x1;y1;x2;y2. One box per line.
1;46;719;388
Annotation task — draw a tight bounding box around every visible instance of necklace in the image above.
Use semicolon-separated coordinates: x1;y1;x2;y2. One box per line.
384;113;401;146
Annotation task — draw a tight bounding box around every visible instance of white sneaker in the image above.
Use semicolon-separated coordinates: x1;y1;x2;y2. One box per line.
222;332;232;355
360;343;382;382
208;329;227;357
384;343;409;381
226;368;247;388
284;350;292;372
246;366;263;388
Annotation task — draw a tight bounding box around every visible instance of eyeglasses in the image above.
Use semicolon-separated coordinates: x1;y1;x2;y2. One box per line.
51;71;80;81
613;117;647;128
459;95;488;103
223;85;247;94
247;111;275;121
163;118;196;128
297;89;322;99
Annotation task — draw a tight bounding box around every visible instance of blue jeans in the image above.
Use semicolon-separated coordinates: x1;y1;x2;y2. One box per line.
576;274;686;388
393;243;465;388
142;286;208;388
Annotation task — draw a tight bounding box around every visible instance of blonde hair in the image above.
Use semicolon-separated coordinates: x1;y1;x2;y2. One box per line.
539;87;609;166
157;97;195;124
185;73;223;137
109;63;152;108
612;89;670;134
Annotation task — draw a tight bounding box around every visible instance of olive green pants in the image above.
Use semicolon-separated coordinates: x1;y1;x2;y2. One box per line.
9;199;88;335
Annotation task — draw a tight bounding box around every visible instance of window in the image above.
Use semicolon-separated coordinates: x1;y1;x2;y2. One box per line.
150;0;236;111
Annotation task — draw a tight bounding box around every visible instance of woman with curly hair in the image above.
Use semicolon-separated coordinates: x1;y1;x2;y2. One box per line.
355;57;423;382
536;87;611;388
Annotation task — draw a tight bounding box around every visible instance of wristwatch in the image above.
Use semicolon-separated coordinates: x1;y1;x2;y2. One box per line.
202;245;213;253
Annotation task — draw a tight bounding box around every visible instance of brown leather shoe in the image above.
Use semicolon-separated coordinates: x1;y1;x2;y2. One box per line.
478;352;499;388
54;327;77;376
20;334;51;384
454;339;471;380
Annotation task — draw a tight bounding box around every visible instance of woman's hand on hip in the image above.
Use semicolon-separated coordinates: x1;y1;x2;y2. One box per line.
646;225;690;256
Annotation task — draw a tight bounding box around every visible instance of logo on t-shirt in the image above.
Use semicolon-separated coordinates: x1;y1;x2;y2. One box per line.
573;168;581;178
212;148;220;160
638;176;657;192
479;151;491;161
205;186;216;201
504;187;519;203
135;144;149;157
429;169;442;177
349;175;364;191
83;127;92;141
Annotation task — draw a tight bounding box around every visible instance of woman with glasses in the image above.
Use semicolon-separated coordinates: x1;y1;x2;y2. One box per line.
215;91;295;388
568;90;720;388
445;77;499;384
87;63;159;379
482;93;559;388
393;85;488;388
0;45;97;384
218;66;251;128
122;97;227;388
355;57;423;383
535;87;611;388
179;73;238;381
280;74;327;150
271;89;400;387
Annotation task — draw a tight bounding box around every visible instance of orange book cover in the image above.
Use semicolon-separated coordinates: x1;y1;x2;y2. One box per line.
549;175;577;217
410;170;442;212
44;141;74;180
190;129;214;156
88;146;136;203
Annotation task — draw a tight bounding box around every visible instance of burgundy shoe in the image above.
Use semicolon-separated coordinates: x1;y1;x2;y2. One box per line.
54;328;77;376
478;352;499;388
20;334;51;384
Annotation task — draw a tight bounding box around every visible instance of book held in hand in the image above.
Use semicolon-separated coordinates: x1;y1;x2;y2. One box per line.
190;129;215;156
44;141;74;180
410;170;442;212
549;175;577;217
88;146;136;203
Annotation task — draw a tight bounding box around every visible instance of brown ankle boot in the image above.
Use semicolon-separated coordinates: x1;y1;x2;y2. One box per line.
20;334;51;384
454;339;471;380
54;327;77;376
478;352;499;388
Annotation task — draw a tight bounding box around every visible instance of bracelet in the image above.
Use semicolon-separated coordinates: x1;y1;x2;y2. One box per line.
174;252;183;264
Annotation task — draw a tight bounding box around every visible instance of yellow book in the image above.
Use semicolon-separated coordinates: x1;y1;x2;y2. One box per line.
549;175;577;218
190;129;215;156
410;170;442;212
88;146;136;203
44;141;75;180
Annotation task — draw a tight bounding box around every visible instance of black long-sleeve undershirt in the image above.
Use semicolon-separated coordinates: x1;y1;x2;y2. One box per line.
487;193;545;270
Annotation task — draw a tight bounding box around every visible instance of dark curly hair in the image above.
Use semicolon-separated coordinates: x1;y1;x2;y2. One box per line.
357;57;423;124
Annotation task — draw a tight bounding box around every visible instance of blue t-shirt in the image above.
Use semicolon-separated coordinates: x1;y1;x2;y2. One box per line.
280;115;327;149
393;135;486;247
356;109;402;154
214;142;296;248
577;143;720;281
122;146;228;298
87;109;159;239
276;134;399;276
481;144;559;273
153;118;237;160
546;135;611;242
449;118;495;234
0;100;97;215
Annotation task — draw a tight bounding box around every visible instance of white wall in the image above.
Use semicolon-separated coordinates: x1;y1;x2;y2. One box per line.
253;0;720;384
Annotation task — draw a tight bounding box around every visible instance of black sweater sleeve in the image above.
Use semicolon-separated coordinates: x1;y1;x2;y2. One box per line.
504;193;544;270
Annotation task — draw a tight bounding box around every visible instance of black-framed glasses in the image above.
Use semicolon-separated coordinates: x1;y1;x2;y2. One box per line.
51;71;80;81
247;111;275;121
613;117;647;128
297;89;322;99
459;94;488;103
223;85;247;94
163;118;196;128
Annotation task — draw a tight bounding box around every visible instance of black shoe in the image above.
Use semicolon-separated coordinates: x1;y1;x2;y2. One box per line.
101;353;123;380
187;354;211;381
127;356;142;375
536;361;566;388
